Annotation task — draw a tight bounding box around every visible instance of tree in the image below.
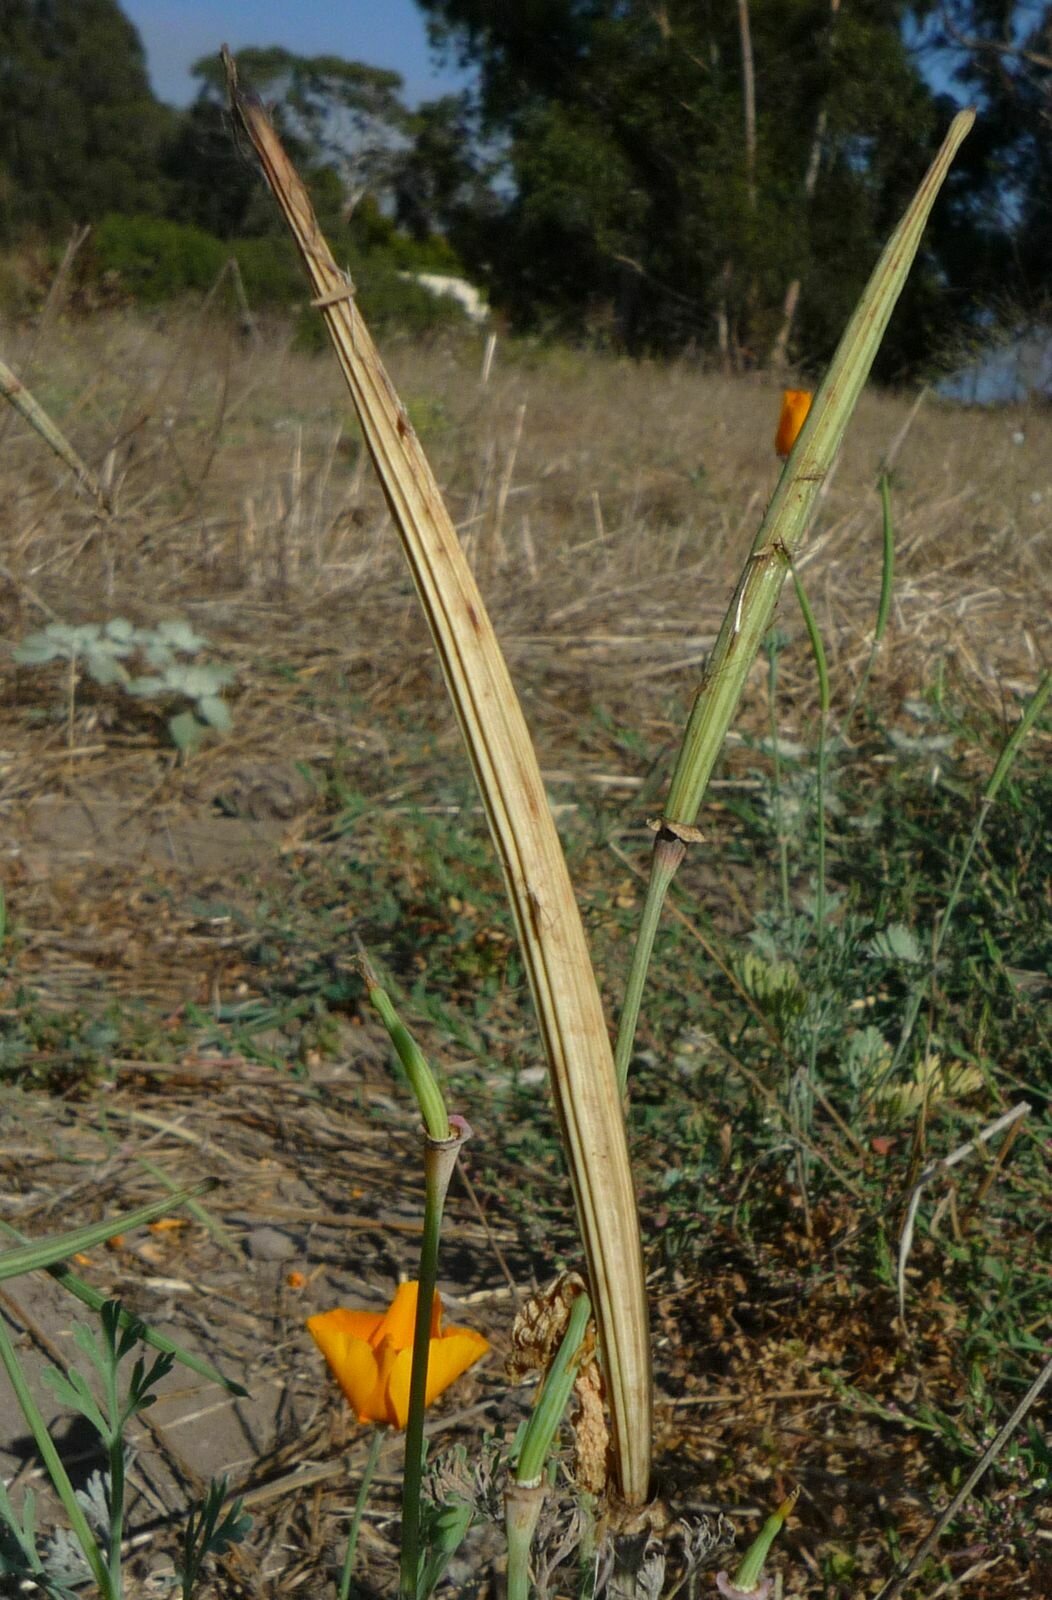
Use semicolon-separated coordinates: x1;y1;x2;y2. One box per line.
187;49;412;222
392;93;495;250
0;0;173;241
913;3;1052;314
417;1;957;370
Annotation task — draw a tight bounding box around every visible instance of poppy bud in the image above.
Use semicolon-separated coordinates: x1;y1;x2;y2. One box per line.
775;389;813;457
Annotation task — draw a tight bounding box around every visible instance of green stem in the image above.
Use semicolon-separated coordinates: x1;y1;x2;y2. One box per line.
339;1428;384;1600
102;1322;125;1599
728;1487;799;1593
767;636;791;920
835;472;896;743
874;474;895;646
890;670;1050;1076
107;1431;125;1597
399;1129;464;1600
515;1291;592;1484
505;1482;545;1600
0;1318;113;1599
576;1495;598;1600
364;959;449;1141
613;834;684;1092
612;114;972;1086
505;1289;593;1600
790;568;830;940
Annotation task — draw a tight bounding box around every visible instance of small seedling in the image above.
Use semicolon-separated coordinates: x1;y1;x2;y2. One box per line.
177;1476;252;1600
13;618;235;752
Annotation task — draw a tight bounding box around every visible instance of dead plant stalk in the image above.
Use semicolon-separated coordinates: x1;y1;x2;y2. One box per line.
224;52;653;1504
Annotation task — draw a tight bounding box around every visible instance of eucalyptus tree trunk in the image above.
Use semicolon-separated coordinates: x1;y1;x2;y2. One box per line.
770;0;841;368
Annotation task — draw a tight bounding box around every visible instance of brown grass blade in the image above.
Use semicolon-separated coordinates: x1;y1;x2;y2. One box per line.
224;51;652;1502
0;353;112;511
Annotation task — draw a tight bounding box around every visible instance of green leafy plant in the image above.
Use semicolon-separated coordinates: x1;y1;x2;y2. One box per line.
177;1476;252;1600
0;1183;248;1599
39;1301;176;1595
13;617;235;751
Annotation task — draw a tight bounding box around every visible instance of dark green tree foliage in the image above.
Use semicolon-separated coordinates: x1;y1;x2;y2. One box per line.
170;47;474;272
0;0;173;241
393;93;495;250
183;48;411;233
162;99;264;240
418;0;954;369
918;2;1052;312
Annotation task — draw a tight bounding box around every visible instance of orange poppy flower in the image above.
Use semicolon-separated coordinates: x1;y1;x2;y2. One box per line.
307;1281;489;1428
775;389;813;457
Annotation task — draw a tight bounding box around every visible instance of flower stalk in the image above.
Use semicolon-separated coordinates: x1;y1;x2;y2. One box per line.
308;970;487;1598
363;963;472;1598
613;109;974;1084
338;1428;384;1600
228;55;651;1503
361;954;449;1142
516;1289;593;1486
400;1124;469;1599
716;1488;798;1598
506;1289;593;1600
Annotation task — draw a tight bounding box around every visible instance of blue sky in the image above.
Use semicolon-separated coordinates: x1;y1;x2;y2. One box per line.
121;0;470;107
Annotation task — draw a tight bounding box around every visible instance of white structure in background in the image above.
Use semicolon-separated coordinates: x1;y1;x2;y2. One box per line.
400;272;489;324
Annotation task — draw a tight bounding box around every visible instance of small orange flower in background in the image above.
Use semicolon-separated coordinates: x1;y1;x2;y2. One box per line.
775;388;813;457
148;1217;188;1234
307;1281;489;1428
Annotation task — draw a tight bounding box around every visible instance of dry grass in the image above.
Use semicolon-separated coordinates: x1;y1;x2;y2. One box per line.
0;308;1049;1597
1;309;1048;774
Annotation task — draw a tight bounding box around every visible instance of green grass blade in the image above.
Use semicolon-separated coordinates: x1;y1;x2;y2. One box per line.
0;1318;112;1598
875;474;896;645
0;1218;247;1399
934;668;1051;961
0;1182;216;1280
890;669;1051;1076
791;565;830;937
837;472;897;733
133;1153;241;1261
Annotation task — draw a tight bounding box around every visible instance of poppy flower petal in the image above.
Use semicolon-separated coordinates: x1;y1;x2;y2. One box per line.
309;1286;489;1429
372;1338;407;1426
307;1313;386;1421
379;1281;443;1350
386;1326;491;1429
379;1281;421;1350
309;1307;385;1343
427;1327;490;1403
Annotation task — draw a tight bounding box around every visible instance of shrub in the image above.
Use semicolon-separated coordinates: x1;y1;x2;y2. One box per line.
92;215;227;302
84;214;473;342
